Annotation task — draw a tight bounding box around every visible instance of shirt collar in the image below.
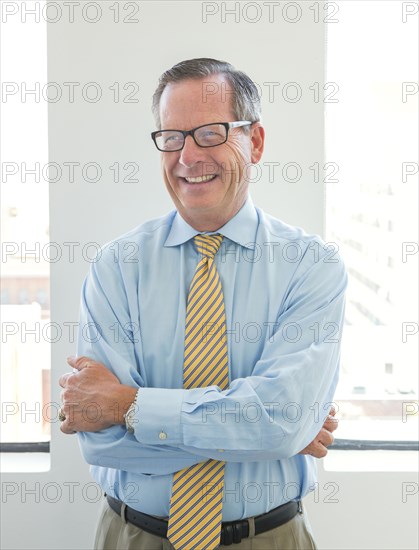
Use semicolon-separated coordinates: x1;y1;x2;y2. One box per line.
164;195;258;250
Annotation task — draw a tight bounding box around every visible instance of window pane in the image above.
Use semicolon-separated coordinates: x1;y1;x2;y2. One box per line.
0;2;50;444
325;1;418;441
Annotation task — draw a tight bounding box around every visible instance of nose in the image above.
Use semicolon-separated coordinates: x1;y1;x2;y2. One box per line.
178;135;205;168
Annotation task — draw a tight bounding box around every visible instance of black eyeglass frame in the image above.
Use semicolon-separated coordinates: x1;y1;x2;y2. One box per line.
150;121;254;152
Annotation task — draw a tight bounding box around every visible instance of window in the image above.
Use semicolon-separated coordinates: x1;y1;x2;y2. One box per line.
0;1;50;449
325;1;418;445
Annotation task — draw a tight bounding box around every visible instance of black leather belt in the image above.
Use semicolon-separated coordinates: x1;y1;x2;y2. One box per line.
106;494;301;546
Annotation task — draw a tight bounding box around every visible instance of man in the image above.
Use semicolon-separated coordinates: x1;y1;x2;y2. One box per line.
59;58;347;550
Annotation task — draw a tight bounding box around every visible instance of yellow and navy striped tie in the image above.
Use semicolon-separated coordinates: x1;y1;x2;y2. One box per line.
167;234;228;550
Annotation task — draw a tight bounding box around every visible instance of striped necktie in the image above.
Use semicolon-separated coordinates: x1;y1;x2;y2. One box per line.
167;234;228;550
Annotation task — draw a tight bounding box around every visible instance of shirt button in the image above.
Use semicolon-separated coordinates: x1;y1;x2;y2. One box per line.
159;431;167;440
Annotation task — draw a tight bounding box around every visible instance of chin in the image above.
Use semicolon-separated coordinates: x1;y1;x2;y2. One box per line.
180;198;220;213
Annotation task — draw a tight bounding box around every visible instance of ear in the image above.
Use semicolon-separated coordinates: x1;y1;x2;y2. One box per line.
250;122;265;164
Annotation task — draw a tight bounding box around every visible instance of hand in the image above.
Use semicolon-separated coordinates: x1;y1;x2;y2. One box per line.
58;356;138;435
299;406;338;458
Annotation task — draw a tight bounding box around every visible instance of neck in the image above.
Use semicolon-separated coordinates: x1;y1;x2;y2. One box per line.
180;199;247;232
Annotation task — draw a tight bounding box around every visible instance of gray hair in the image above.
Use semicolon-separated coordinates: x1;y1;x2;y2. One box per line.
152;58;261;130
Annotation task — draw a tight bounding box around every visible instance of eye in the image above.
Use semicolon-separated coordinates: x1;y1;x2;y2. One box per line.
196;125;225;145
164;132;182;143
201;129;223;139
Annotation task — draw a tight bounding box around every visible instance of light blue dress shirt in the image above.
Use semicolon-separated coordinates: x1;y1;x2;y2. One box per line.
76;196;347;521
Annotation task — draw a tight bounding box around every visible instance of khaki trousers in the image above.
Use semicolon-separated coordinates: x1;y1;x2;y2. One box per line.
94;499;318;550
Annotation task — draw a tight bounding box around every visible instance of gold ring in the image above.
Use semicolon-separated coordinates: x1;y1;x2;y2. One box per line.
58;408;66;422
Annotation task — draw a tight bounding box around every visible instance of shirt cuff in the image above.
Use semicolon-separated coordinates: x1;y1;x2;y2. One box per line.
134;387;188;445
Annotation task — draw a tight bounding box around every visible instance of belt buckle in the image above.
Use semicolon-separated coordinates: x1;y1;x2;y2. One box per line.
232;521;245;544
221;523;233;546
221;520;246;545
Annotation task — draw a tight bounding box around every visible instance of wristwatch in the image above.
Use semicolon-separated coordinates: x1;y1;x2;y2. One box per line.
124;389;140;433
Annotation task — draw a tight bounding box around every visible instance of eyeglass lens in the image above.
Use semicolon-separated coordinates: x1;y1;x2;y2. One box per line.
154;124;227;151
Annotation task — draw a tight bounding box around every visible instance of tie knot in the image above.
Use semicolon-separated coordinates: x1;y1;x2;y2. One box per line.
194;234;223;259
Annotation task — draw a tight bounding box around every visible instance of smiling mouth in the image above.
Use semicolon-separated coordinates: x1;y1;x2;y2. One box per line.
182;174;218;184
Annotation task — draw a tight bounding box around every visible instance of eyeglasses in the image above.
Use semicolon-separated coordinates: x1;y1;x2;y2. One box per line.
151;121;253;152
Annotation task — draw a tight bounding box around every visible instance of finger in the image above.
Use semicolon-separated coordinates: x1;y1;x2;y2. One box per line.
329;405;336;417
60;427;77;435
58;372;75;388
303;442;328;459
311;443;328;458
318;428;335;447
66;355;78;368
324;415;339;432
67;355;93;371
59;419;77;435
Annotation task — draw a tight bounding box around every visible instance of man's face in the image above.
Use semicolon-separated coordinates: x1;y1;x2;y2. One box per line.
158;74;264;230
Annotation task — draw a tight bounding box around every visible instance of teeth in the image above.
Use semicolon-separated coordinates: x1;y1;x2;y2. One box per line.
184;174;216;183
